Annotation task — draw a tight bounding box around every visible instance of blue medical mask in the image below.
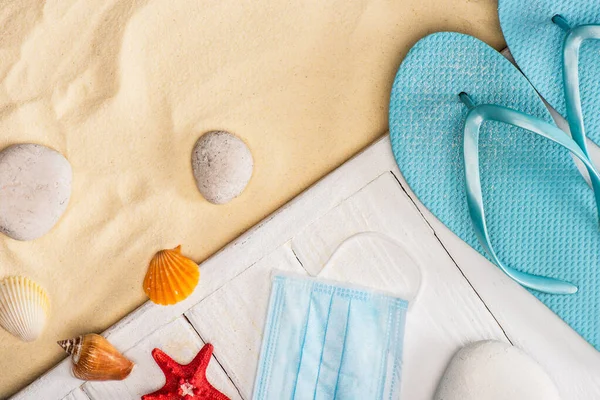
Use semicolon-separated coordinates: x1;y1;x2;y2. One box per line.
252;274;409;400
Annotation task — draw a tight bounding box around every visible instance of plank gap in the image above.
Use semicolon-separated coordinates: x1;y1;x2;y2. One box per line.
61;386;91;400
80;385;93;400
181;314;247;400
388;169;513;345
288;242;308;272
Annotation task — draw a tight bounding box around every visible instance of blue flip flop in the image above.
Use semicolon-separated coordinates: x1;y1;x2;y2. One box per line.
499;0;600;153
389;32;600;349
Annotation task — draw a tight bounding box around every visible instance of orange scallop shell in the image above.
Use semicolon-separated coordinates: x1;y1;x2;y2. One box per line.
143;245;200;305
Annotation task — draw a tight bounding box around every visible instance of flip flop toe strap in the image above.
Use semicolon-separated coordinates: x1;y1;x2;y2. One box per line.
554;16;600;190
460;92;600;295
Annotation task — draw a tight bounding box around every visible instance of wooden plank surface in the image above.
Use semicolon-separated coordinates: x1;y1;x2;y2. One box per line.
61;388;89;400
386;160;600;397
82;317;241;400
410;198;600;398
290;172;508;399
185;246;308;399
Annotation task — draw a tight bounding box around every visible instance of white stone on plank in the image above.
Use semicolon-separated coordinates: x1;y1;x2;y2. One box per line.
435;341;560;400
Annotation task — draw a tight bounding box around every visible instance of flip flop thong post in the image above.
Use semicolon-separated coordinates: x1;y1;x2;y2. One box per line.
389;32;600;349
499;0;600;148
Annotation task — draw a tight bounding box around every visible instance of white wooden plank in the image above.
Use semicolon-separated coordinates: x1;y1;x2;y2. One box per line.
290;172;508;399
386;160;600;397
61;388;89;400
185;245;308;399
11;359;80;400
82;317;241;400
13;137;394;400
409;198;600;398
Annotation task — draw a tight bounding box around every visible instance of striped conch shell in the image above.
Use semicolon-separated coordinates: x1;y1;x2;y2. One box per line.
58;333;134;381
143;245;200;305
0;276;49;342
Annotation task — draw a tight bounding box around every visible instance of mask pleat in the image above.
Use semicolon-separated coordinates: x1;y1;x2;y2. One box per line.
252;276;408;400
334;295;390;398
314;295;351;400
291;287;334;399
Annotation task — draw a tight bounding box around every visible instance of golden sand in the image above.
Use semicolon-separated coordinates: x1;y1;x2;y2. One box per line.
0;0;503;396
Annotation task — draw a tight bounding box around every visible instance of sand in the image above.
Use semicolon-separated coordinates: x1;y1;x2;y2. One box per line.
0;0;504;396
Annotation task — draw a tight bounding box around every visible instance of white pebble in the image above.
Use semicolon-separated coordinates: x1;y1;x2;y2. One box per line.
0;144;72;241
191;131;253;204
435;341;560;400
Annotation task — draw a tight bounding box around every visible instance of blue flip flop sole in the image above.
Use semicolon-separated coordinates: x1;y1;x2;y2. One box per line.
499;0;600;145
389;32;600;349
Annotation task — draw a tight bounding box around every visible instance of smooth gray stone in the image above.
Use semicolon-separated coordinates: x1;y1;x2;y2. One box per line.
0;144;72;241
192;131;253;204
435;341;560;400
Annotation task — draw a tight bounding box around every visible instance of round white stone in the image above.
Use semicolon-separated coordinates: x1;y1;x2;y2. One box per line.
435;341;560;400
0;144;72;241
191;131;253;204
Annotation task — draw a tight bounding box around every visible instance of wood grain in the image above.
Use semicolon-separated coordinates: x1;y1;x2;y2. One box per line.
82;317;241;400
291;172;508;399
61;388;89;400
186;246;308;399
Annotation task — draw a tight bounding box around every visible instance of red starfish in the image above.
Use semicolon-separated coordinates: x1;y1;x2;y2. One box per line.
141;343;230;400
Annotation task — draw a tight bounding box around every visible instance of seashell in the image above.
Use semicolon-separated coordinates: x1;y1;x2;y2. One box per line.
0;276;49;342
58;333;134;381
143;245;200;305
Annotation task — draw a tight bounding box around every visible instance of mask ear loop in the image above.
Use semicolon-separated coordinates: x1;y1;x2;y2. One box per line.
317;231;424;310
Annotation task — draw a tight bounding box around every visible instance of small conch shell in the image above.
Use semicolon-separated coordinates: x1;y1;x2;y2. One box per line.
58;333;134;381
0;276;49;342
143;245;200;305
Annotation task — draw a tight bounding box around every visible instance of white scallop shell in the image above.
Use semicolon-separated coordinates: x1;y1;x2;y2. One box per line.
0;276;49;342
